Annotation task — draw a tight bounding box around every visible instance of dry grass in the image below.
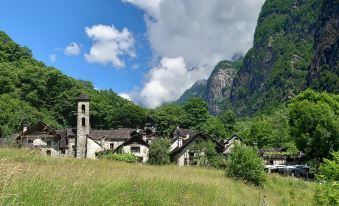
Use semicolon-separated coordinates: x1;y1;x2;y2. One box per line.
0;148;315;206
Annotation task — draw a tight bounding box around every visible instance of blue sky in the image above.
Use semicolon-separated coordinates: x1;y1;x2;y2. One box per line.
0;0;265;107
0;0;151;93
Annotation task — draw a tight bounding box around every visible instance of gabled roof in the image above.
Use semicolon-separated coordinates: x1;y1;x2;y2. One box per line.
170;133;224;156
172;127;197;139
89;128;134;140
17;121;56;139
114;131;149;151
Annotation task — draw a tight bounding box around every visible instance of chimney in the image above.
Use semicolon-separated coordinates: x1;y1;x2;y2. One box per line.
22;123;28;133
178;137;183;147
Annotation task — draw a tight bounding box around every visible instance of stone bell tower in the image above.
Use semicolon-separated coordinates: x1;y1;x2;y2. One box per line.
76;93;90;158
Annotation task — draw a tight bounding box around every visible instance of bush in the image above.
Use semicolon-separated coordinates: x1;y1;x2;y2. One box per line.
99;152;138;163
226;144;266;186
314;151;339;205
191;140;226;169
148;138;171;165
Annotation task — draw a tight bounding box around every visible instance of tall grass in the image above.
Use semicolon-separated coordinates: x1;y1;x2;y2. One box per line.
0;148;315;206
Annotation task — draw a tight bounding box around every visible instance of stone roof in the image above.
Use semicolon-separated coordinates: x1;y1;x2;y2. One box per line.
172;128;197;139
89;128;134;140
77;93;90;101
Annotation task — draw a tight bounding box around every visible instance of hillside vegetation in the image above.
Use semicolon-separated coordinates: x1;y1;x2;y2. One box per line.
0;148;316;206
0;31;146;138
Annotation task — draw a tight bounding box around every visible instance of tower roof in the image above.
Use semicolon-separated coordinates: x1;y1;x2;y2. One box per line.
77;93;90;101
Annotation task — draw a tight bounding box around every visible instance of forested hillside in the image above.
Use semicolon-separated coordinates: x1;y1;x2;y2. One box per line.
230;0;323;115
0;32;146;138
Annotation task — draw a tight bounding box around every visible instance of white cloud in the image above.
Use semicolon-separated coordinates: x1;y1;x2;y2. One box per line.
49;54;57;62
64;42;81;56
129;57;208;108
124;0;265;106
119;93;132;101
85;24;136;68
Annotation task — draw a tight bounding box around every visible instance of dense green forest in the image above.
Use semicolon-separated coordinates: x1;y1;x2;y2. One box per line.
0;31;145;138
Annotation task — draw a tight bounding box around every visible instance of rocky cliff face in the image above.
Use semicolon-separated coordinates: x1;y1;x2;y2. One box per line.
176;79;207;105
307;0;339;93
204;61;237;114
230;0;323;115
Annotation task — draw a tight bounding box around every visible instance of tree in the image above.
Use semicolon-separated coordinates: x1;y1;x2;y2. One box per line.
314;151;339;206
152;104;186;137
226;144;266;186
182;97;209;130
218;110;236;136
289;90;339;167
201;116;227;139
148;138;171;165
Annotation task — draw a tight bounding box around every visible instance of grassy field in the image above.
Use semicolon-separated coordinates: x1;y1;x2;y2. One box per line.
0;148;316;206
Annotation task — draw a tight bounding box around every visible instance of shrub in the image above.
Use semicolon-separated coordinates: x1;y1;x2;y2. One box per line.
314;151;339;205
99;152;138;163
191;140;226;169
226;144;266;186
148;138;171;165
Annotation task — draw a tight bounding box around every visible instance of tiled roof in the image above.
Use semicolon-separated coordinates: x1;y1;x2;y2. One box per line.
89;128;134;140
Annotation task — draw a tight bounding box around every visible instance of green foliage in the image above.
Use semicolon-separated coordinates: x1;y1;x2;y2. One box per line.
288;89;339;166
148;138;171;165
234;108;296;151
218;110;236;136
182;97;209;130
200;116;227;139
151;104;186;137
226;144;266;186
191;140;226;168
176;80;207;105
0;31;144;136
98;152;138;163
314;151;339;206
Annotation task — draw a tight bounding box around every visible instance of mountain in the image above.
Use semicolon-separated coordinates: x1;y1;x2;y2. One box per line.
307;0;339;93
203;60;238;114
177;60;241;114
0;31;146;138
230;0;337;115
176;79;207;105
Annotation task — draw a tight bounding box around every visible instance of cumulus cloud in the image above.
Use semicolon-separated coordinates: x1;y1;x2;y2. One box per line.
123;0;265;106
49;54;57;62
85;24;136;68
129;57;208;108
64;42;81;56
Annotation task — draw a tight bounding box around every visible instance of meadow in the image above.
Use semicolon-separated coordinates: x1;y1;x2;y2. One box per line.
0;148;315;206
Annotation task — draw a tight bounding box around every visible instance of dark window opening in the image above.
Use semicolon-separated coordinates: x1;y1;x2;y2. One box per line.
82;118;86;126
47;141;52;147
131;146;140;153
61;149;66;154
46;150;51;156
28;140;33;144
81;104;86;113
110;143;114;150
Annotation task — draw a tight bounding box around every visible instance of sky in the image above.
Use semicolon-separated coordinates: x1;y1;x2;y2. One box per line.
0;0;265;108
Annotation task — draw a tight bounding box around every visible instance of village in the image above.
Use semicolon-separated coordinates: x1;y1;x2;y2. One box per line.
12;93;311;178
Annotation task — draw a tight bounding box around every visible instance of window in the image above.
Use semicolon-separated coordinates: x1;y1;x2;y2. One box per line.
82;118;86;126
47;141;52;147
131;146;140;153
110;143;114;150
46;150;51;156
61;149;66;155
28;140;33;144
81;104;86;113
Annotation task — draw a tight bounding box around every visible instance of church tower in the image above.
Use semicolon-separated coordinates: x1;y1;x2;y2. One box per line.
76;93;90;158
